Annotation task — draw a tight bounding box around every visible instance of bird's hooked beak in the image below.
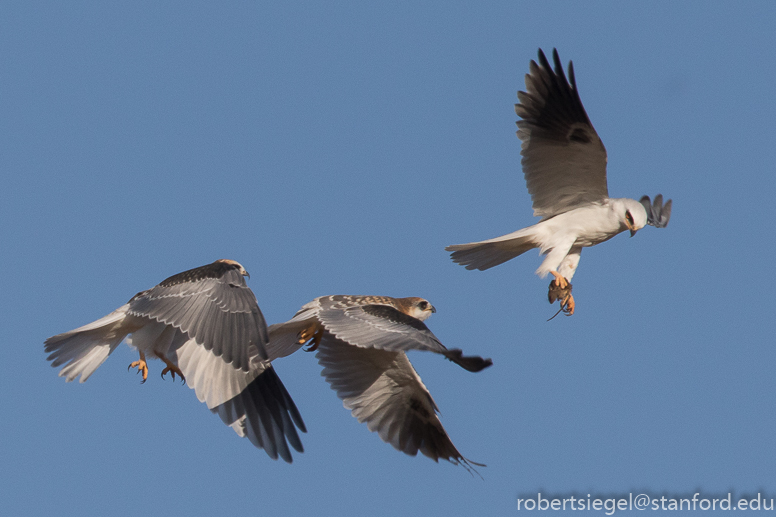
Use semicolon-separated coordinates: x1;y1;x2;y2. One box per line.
626;220;638;238
429;304;437;314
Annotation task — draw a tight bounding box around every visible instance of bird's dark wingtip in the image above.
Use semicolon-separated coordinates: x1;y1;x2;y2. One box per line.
640;194;673;228
444;348;493;373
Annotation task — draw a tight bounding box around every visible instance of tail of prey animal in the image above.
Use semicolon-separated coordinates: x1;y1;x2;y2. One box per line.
446;227;539;271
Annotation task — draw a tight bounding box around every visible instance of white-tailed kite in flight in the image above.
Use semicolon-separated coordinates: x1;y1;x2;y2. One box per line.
267;295;492;473
446;49;671;316
45;259;306;463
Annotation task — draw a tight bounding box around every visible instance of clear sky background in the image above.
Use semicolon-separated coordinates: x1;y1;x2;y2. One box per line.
2;2;775;516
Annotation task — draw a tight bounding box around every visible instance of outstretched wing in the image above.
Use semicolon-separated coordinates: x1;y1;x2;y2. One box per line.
139;329;306;463
127;261;268;370
319;302;444;354
314;296;491;372
136;326;307;463
316;335;480;471
517;48;609;219
208;363;307;464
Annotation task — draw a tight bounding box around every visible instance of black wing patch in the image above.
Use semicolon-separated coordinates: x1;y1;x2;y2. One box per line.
211;365;306;463
520;48;595;142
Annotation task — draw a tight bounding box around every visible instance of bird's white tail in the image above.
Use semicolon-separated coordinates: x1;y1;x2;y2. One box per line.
44;305;137;383
446;227;539;271
266;320;309;361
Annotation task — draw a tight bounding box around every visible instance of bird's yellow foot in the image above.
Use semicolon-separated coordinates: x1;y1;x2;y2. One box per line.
298;324;324;352
128;352;149;383
157;354;186;384
549;270;569;289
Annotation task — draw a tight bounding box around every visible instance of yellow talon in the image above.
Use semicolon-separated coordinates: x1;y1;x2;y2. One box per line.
298;324;324;352
128;351;149;383
549;270;568;289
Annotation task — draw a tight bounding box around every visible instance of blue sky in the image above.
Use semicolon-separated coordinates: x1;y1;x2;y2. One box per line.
2;2;775;516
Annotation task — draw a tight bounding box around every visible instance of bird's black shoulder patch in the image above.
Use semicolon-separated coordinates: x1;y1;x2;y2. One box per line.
569;127;591;143
409;397;431;418
158;261;238;287
361;304;428;331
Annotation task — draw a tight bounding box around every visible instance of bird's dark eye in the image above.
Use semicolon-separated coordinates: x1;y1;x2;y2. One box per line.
418;301;428;310
625;211;634;226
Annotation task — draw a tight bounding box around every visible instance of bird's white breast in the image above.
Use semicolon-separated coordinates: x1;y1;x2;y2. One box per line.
542;203;624;248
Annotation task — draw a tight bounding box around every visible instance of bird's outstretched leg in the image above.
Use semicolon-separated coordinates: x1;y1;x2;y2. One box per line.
128;351;149;383
298;323;324;352
548;270;575;316
157;353;186;384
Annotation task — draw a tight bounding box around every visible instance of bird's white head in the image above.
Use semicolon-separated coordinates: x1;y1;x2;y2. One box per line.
398;297;437;321
612;198;648;237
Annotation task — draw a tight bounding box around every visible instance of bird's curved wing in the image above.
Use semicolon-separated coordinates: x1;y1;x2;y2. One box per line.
517;48;609;219
210;365;306;463
319;303;442;354
169;330;305;463
316;335;481;471
127;261;268;370
313;296;491;372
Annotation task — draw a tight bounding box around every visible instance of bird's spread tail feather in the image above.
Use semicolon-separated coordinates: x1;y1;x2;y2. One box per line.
266;320;311;361
44;306;133;383
446;228;538;271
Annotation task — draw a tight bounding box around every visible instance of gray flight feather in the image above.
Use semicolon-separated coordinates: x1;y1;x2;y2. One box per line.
517;48;609;219
127;262;268;368
45;260;304;463
211;365;306;463
316;335;483;473
314;296;492;372
639;194;672;228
